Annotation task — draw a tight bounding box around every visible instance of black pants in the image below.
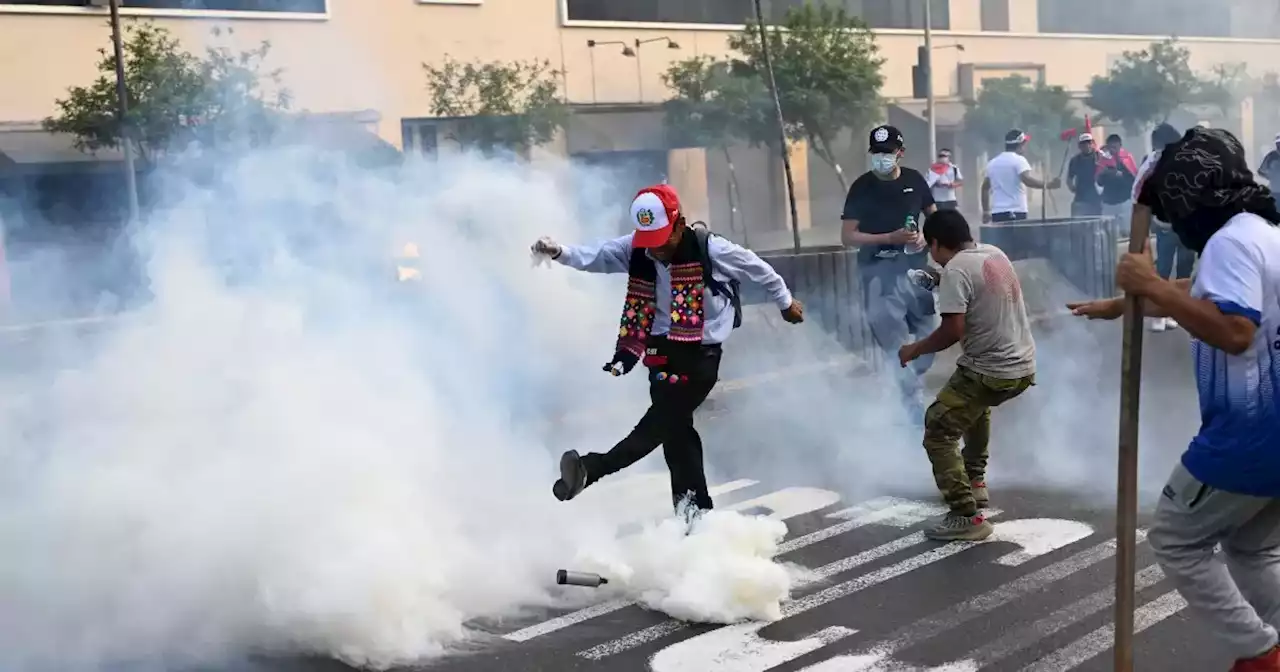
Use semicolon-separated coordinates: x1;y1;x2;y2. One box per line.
991;211;1028;223
582;345;722;511
935;200;958;211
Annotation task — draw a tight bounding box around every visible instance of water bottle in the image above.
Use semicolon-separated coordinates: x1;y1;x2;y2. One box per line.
903;215;920;254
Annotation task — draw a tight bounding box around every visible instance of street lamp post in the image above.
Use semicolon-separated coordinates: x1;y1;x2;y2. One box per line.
586;39;635;104
633;37;679;103
90;0;140;225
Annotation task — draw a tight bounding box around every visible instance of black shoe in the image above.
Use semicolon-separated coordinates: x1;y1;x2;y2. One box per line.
553;450;587;501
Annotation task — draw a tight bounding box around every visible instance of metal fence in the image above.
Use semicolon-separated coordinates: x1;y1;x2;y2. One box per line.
736;217;1121;365
977;216;1120;300
746;245;880;371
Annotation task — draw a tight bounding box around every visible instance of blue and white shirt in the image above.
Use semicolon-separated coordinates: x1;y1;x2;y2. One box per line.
557;233;793;346
1183;212;1280;497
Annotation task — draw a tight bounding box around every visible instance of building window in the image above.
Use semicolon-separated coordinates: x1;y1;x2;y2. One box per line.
979;0;1008;31
401;120;439;158
564;0;949;29
1036;0;1277;39
0;0;325;11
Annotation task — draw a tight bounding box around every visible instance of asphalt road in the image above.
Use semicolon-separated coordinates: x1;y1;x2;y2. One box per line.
211;319;1231;672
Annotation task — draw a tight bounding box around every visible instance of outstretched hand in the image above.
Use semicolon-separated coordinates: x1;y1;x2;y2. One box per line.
781;299;805;324
531;237;561;259
1066;298;1124;320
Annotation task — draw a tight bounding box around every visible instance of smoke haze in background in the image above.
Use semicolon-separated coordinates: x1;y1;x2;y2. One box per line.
0;148;667;671
5;2;1269;667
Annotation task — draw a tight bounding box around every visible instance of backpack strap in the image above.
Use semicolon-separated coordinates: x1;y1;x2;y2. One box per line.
691;223;743;329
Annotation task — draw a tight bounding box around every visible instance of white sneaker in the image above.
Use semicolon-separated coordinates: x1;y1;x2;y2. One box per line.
1164;318;1180;330
1148;317;1167;333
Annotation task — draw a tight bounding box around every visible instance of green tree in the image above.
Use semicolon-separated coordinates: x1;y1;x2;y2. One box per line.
728;4;885;189
661;56;773;240
1086;39;1199;136
43;22;290;167
1196;61;1252;118
423;56;567;156
964;75;1079;168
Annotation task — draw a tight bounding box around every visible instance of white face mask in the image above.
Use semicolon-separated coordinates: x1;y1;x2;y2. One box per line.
871;153;898;175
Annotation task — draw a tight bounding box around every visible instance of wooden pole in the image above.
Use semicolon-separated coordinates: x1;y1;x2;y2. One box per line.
1113;203;1151;672
752;0;802;254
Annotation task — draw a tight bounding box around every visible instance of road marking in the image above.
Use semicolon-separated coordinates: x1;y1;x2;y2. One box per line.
572;499;955;658
942;563;1166;671
1023;589;1188;672
725;486;843;521
990;519;1095;566
628;510;1007;668
796;528;1137;672
648;626;859;672
503;485;861;643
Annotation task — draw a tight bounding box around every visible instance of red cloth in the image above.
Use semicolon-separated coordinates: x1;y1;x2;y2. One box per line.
929;162;950;175
1096;148;1138;177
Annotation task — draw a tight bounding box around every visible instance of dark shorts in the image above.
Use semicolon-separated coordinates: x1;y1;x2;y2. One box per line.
935;201;958;211
991;211;1028;223
1071;201;1103;217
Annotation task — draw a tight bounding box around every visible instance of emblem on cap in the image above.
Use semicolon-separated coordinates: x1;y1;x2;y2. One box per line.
636;208;654;226
874;127;890;143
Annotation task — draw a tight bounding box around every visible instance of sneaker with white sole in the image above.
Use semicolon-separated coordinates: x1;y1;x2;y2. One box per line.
1164;317;1181;330
1148;317;1167;333
925;512;994;541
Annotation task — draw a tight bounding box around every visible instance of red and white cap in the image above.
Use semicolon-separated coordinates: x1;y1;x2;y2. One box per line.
629;184;682;249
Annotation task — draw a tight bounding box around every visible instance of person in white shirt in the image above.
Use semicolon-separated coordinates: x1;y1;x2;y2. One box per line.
531;184;804;515
1067;127;1280;672
926;148;964;211
981;129;1061;223
1132;122;1195;333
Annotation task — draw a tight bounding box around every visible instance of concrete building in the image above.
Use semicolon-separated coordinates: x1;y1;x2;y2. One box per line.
1;0;1279;248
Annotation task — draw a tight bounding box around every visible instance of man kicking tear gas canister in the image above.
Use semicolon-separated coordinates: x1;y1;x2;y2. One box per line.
1069;127;1280;672
531;184;804;514
899;209;1036;541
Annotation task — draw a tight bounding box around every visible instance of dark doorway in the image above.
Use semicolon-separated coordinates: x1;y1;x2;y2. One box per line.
570;150;668;236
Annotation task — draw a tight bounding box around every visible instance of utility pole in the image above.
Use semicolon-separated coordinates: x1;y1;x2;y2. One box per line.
924;0;937;160
105;0;141;225
753;0;801;254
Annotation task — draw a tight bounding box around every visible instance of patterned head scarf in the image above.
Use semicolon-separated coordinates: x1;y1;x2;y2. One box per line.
1137;126;1280;252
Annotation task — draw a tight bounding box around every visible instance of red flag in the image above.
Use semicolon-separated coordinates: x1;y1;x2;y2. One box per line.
1084;114;1092;134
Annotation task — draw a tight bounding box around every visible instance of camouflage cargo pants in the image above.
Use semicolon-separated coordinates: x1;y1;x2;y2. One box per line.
923;366;1035;516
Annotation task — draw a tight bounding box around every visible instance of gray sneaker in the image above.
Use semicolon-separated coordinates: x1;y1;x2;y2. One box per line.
925;512;994;541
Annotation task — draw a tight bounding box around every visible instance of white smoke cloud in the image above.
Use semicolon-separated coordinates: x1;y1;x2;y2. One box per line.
0;147;677;671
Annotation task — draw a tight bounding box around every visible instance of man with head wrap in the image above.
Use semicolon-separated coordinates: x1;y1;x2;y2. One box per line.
1068;127;1280;672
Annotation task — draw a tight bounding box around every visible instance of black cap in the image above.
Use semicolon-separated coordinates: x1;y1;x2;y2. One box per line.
869;125;905;153
1005;129;1029;146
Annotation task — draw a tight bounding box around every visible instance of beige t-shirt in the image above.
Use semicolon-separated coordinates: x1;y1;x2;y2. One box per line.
937;244;1036;379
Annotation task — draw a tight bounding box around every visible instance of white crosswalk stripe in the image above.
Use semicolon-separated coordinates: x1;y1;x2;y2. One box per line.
488;482;1202;672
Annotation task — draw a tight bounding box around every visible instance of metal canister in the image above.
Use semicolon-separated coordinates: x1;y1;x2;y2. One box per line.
556;569;609;587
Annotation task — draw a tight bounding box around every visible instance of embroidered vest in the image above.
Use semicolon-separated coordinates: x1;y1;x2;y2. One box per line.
614;233;708;375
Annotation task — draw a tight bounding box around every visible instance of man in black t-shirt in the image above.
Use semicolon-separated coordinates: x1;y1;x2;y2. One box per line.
840;125;939;424
1066;133;1102;217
